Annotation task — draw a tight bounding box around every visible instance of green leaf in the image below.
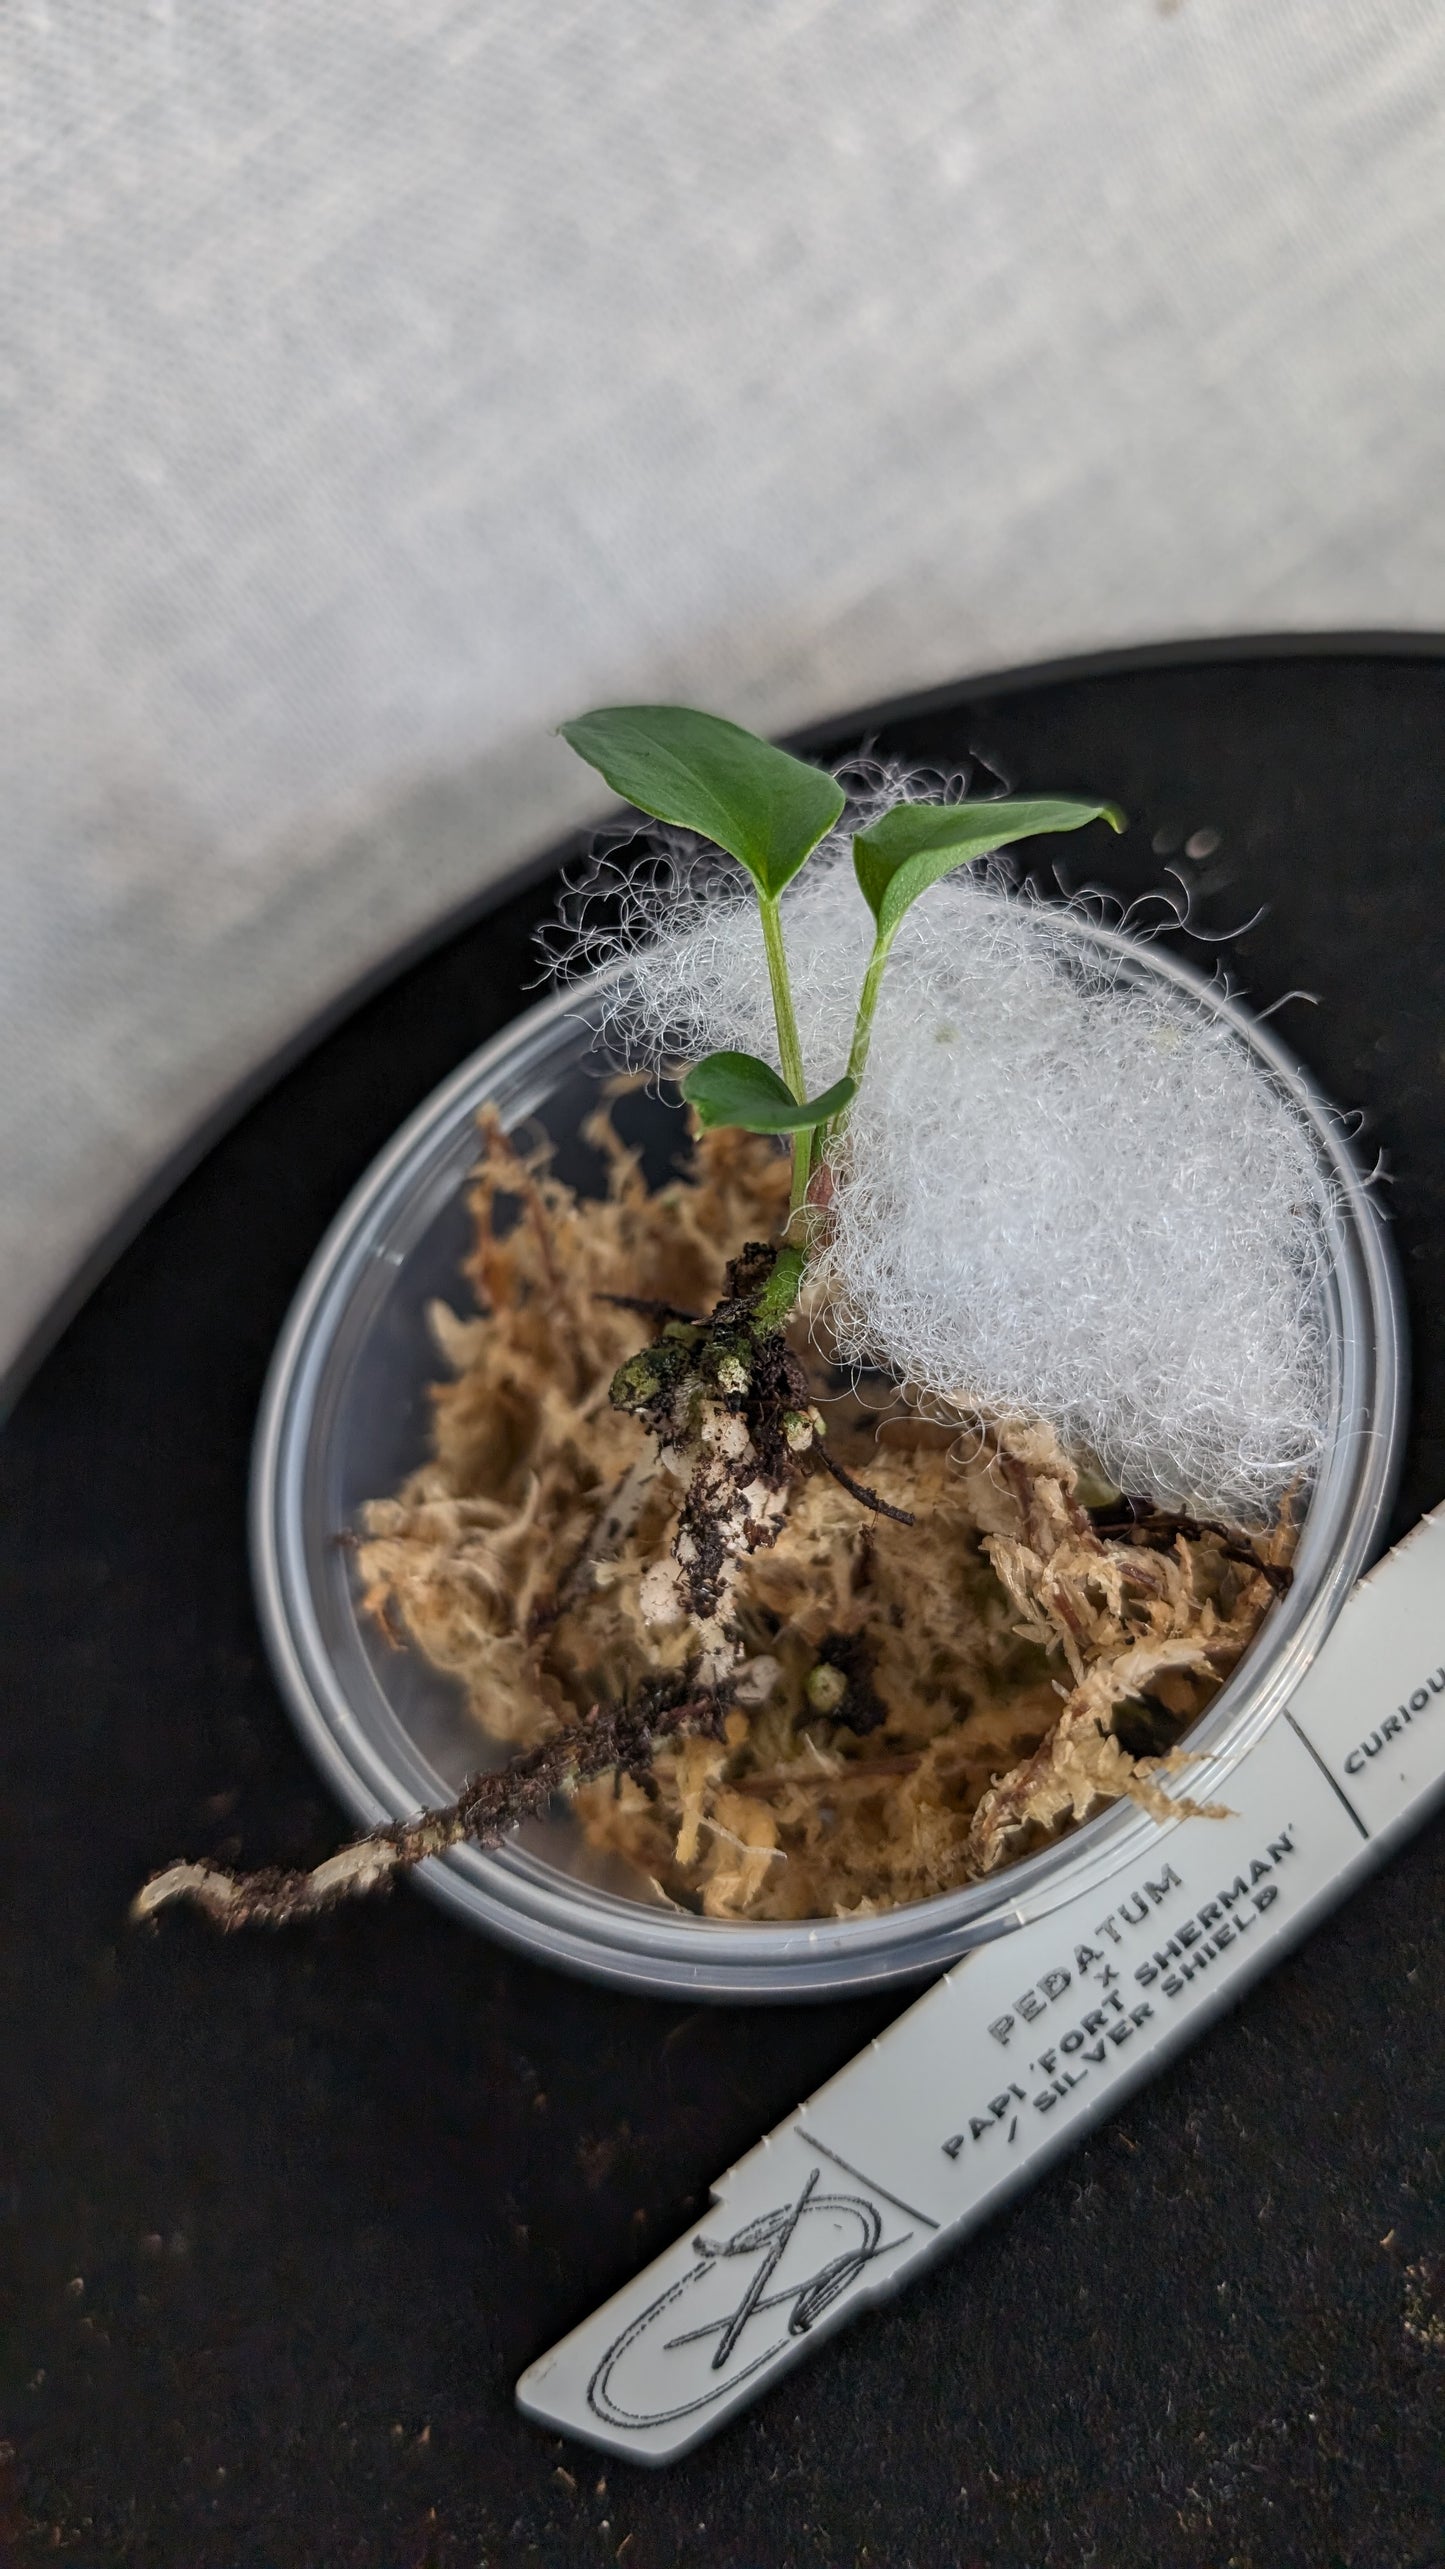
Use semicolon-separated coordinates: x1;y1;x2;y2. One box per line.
680;1051;857;1134
558;705;846;898
853;796;1124;939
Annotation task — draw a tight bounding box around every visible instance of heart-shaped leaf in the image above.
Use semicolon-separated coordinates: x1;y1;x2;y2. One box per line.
853;796;1124;939
559;706;846;898
681;1051;857;1134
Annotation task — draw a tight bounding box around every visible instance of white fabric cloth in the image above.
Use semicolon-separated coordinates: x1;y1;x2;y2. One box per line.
6;1;1445;1375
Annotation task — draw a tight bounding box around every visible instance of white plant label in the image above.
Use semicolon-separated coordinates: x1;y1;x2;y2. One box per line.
517;1507;1445;2464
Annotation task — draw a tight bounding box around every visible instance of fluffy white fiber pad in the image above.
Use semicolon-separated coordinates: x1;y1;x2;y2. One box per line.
586;828;1334;1522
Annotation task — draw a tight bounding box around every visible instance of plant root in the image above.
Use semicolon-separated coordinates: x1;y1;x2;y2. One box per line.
132;1687;725;1931
1088;1499;1295;1599
609;1240;825;1684
811;1440;916;1527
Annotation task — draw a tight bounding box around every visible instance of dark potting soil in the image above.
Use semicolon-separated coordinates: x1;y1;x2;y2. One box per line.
1;642;1443;2568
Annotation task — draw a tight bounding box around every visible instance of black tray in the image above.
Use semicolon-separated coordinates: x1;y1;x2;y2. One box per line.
3;641;1443;2567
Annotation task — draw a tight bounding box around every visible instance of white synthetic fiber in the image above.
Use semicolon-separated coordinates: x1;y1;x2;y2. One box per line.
572;782;1334;1521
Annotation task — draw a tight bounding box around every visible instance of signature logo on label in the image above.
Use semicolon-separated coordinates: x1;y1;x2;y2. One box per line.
587;2166;907;2430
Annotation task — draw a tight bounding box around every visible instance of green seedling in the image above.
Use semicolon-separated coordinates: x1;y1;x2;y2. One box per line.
560;703;1122;1231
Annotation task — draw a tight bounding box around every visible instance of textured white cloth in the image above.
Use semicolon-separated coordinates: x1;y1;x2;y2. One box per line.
5;2;1445;1376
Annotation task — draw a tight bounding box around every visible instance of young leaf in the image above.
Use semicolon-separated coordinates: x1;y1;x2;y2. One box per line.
853;796;1124;940
559;705;845;898
681;1051;857;1134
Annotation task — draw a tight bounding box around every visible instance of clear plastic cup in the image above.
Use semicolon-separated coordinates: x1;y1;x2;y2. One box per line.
251;933;1407;1999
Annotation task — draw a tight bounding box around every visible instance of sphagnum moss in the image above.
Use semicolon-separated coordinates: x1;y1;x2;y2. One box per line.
137;1112;1287;1930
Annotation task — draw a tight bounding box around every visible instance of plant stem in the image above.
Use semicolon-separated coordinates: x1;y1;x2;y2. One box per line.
787;1139;813;1221
845;930;893;1090
758;894;814;1218
807;927;895;1172
753;1241;808;1327
758;895;806;1096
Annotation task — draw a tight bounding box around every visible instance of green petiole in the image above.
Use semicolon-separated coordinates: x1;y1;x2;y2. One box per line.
757;894;814;1219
